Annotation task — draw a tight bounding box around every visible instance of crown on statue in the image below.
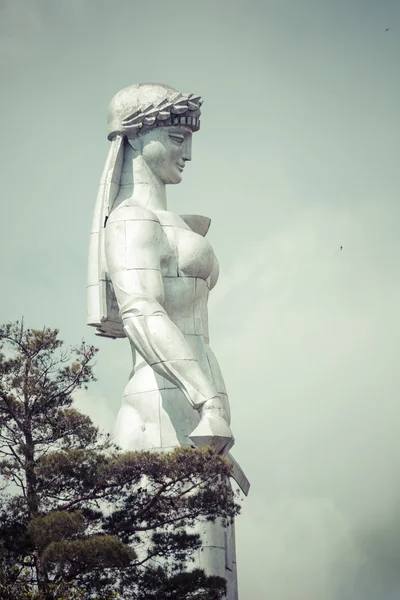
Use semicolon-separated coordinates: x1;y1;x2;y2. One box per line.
107;84;202;140
122;93;202;135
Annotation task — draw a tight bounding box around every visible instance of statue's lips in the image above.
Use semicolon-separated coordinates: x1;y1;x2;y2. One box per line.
177;165;184;172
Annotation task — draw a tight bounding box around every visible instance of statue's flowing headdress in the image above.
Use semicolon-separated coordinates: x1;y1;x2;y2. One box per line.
87;83;202;339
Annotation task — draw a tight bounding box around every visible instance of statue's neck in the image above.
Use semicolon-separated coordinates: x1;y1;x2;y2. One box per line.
118;144;167;211
131;156;167;210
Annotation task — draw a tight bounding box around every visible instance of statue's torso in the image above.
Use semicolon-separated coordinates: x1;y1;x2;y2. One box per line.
107;205;219;338
107;203;228;450
156;209;219;342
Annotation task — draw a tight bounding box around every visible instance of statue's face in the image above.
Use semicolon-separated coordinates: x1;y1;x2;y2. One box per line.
130;126;193;184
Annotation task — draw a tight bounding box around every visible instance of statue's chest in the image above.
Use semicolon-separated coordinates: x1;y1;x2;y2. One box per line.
157;213;215;281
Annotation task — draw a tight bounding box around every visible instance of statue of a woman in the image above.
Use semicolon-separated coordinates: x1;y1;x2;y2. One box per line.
87;82;236;455
87;82;249;599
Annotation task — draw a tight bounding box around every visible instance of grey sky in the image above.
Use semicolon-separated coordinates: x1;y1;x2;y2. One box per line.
1;0;399;598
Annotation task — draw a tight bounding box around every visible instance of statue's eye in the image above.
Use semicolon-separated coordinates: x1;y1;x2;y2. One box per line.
169;134;184;144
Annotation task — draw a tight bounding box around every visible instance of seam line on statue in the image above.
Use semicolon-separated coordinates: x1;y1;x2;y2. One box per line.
163;275;207;280
122;388;161;396
158;388;163;447
111;218;160;224
193;277;198;333
149;358;196;367
108;268;161;275
124;221;127;267
125;328;208;342
128;332;204;337
161;224;191;229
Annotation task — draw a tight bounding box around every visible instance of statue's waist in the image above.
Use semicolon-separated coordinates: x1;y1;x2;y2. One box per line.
162;277;209;339
135;332;210;370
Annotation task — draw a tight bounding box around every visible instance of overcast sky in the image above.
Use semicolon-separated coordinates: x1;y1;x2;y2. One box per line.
1;0;399;598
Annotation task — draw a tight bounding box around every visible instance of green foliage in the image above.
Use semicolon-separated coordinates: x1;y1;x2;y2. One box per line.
42;534;135;571
29;511;86;550
0;322;239;599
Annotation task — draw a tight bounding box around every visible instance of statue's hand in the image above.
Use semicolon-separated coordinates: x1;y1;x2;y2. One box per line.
189;395;234;455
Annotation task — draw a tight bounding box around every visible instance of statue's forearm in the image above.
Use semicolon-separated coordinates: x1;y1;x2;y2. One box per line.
122;308;218;409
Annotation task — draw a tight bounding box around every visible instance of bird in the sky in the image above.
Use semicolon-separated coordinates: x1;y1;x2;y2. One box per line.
385;28;389;32
340;246;343;250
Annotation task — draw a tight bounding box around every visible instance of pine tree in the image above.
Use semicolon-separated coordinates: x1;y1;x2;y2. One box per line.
0;322;239;599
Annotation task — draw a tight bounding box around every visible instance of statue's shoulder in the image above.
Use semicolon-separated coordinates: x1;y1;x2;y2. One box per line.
108;203;160;225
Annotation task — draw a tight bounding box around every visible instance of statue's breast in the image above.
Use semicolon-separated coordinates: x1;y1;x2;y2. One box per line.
174;227;215;281
156;211;216;284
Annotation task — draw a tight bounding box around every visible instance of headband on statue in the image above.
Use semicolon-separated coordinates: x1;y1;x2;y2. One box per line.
107;84;202;140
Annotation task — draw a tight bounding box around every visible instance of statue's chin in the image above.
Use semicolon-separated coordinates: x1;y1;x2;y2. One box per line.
166;173;183;185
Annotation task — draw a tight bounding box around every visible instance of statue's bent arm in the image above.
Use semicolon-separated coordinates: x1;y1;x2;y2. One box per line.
105;208;220;410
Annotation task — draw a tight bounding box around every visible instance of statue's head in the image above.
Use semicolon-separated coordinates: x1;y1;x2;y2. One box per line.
107;83;202;184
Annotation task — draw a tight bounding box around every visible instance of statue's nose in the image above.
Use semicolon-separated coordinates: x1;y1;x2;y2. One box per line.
182;137;192;162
